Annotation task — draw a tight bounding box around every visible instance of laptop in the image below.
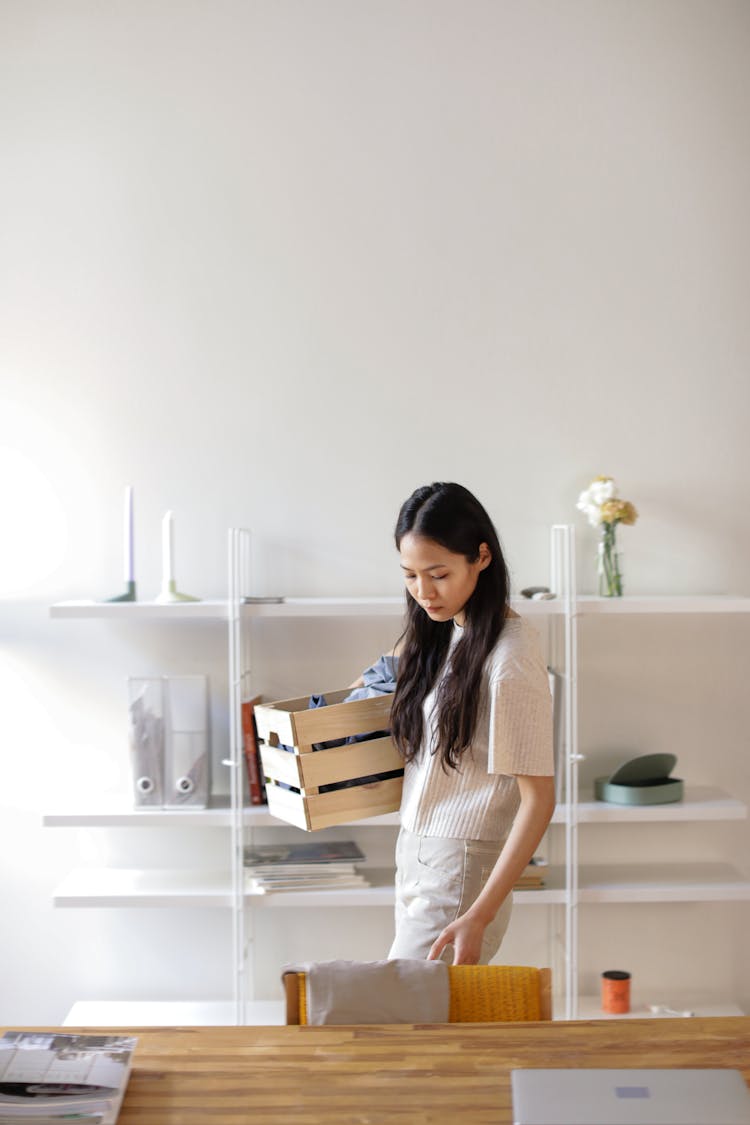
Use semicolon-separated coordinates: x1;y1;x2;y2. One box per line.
511;1067;750;1125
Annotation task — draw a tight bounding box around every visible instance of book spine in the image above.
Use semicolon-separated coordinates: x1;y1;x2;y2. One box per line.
241;700;266;806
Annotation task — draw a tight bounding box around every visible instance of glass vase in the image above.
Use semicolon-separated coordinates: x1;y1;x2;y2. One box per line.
597;523;623;597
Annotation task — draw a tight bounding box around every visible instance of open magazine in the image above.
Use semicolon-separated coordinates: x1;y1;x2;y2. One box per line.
0;1032;136;1124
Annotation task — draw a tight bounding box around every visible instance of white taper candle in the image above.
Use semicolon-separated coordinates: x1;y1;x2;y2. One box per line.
124;485;134;582
162;510;174;583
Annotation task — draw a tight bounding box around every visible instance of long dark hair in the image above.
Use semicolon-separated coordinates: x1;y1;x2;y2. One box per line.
390;482;511;770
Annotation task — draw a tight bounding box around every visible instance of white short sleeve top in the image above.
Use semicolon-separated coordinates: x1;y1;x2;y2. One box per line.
398;617;554;841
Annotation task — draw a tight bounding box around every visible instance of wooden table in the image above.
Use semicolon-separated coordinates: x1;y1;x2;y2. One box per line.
5;1018;750;1124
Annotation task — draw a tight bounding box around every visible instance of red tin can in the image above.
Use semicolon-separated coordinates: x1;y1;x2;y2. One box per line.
601;970;631;1014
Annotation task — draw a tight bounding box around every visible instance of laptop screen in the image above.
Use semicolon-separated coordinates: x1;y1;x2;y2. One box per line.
511;1067;750;1125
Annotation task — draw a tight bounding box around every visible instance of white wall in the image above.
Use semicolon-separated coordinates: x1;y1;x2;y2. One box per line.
1;0;749;1023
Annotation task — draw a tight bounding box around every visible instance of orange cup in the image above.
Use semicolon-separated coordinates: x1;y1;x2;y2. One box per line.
601;970;631;1014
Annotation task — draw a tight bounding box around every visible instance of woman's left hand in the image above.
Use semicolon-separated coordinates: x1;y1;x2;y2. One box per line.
426;774;556;965
427;911;486;964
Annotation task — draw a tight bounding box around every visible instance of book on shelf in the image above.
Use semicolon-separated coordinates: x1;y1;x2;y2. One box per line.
243;838;369;894
247;872;371;894
0;1031;136;1124
241;696;266;806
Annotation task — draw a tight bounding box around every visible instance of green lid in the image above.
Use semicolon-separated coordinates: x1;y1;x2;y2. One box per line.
607;752;677;786
594;753;683;806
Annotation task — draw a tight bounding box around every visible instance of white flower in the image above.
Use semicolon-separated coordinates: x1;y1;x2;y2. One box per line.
576;478;618;528
576;490;602;528
588;477;617;505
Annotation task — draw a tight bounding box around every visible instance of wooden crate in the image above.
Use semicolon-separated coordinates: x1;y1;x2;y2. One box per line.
254;689;403;831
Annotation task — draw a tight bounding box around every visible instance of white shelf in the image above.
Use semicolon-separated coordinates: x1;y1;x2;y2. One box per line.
577;595;750;614
42;798;402;829
245;596;404;618
44;796;236;828
245;866;565;907
44;802;560;830
52;868;233;908
49;595;562;621
48;787;744;830
52;865;566;909
50;594;750;622
50;599;230;620
578;862;750;903
43;787;745;830
573;995;745;1020
576;786;747;823
55;860;743;908
63;999;285;1026
49;597;408;620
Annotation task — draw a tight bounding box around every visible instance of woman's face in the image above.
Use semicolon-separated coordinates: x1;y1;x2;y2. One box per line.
399;532;491;627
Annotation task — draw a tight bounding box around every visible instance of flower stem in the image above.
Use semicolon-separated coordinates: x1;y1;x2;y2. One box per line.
599;523;622;597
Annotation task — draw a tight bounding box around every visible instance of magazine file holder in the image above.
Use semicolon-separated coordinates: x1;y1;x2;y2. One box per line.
127;677;165;807
164;674;210;809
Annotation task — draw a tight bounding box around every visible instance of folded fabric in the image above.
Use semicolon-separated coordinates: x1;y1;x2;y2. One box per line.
283;958;450;1025
344;653;399;703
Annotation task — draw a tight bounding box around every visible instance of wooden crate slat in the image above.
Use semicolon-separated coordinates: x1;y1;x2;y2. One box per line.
303;776;403;830
259;744;304;788
254;705;297;748
254;689;375;750
260;738;402;795
292;694;393;746
297;737;402;789
265;783;311;831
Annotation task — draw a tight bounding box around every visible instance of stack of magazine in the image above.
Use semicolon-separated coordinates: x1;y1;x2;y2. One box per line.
0;1031;136;1124
244;840;370;894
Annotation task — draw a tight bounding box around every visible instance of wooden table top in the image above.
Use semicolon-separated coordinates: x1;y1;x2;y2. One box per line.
5;1017;750;1124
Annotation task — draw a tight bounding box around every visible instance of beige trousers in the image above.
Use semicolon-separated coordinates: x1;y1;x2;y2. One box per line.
388;826;513;963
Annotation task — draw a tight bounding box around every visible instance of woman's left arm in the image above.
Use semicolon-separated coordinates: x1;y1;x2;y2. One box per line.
427;774;556;965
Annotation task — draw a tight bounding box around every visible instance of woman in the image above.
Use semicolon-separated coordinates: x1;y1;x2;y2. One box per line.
387;482;555;965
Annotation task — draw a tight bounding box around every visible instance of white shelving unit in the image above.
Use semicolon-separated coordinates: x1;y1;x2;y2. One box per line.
46;526;750;1024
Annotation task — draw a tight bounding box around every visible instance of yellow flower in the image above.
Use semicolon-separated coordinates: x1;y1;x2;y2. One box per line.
600;499;638;526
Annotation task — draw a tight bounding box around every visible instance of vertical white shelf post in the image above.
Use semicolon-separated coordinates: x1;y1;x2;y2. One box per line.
551;524;579;1019
227;528;252;1024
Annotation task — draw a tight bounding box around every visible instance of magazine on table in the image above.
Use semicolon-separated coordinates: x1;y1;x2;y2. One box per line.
0;1032;136;1123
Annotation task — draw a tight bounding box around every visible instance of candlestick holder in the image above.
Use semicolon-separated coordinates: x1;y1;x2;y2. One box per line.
106;581;137;603
103;485;137;602
155;508;201;603
155;578;200;604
